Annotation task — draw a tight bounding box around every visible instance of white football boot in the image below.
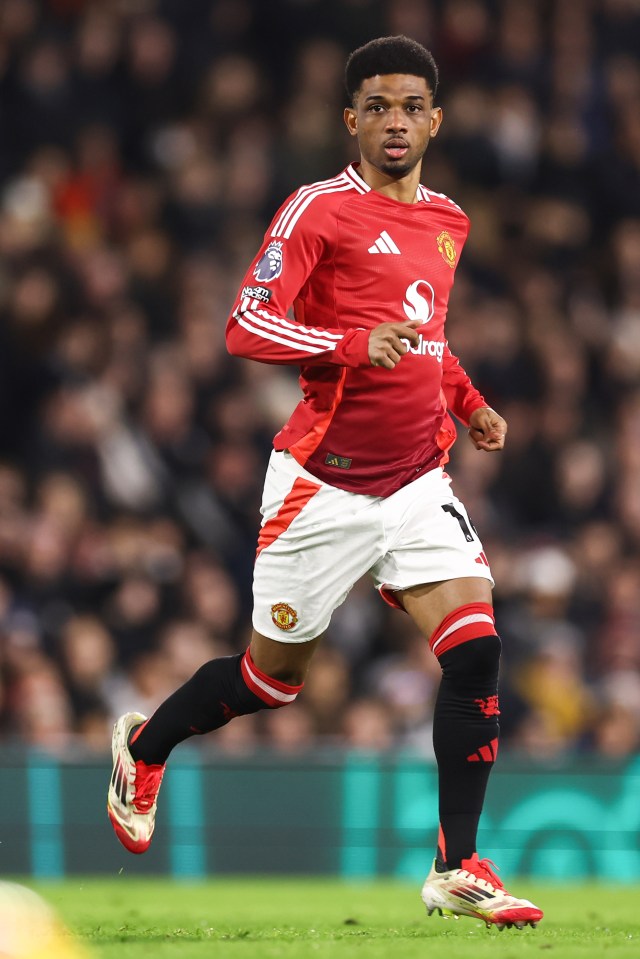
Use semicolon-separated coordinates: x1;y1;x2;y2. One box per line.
421;853;543;929
107;712;165;854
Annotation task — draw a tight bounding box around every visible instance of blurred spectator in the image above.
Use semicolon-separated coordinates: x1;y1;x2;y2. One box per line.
262;701;317;754
341;697;396;751
0;0;639;758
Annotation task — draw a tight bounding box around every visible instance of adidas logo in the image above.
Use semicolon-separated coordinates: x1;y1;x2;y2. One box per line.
368;230;401;254
467;737;499;763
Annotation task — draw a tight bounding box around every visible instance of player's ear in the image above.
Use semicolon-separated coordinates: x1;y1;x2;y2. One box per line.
344;107;358;137
430;106;443;138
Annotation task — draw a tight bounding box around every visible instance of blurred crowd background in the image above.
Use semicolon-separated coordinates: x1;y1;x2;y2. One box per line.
0;0;639;760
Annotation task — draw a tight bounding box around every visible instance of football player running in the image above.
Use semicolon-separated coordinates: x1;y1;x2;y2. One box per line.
108;35;542;931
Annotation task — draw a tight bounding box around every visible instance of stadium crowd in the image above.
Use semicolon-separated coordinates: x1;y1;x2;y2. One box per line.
1;0;639;759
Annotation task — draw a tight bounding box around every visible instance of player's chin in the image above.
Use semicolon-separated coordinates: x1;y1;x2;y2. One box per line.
379;158;414;177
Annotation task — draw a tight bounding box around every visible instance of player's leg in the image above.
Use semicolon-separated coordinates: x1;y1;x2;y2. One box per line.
128;631;321;765
402;578;542;928
126;631;319;769
372;469;542;927
248;629;320;684
107;629;318;854
399;576;499;871
108;449;383;853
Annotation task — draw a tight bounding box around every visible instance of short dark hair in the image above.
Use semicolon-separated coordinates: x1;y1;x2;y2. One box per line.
345;35;439;104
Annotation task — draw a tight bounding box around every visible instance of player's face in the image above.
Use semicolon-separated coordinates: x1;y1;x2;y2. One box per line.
344;74;442;179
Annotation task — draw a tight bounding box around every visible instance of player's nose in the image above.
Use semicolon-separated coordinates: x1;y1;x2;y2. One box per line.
385;109;407;131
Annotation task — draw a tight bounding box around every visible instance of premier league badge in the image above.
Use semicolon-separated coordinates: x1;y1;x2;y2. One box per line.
253;241;284;283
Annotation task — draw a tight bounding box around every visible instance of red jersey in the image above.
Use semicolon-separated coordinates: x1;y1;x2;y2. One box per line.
226;163;487;496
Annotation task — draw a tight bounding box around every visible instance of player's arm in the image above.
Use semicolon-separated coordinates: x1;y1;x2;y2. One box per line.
442;343;507;451
226;195;419;368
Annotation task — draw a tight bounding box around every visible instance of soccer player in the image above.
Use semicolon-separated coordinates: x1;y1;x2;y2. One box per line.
108;36;543;930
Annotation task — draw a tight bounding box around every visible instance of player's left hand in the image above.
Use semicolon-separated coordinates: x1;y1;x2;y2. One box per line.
468;407;507;451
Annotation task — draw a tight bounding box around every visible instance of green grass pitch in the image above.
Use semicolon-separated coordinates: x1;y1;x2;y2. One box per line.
32;878;640;959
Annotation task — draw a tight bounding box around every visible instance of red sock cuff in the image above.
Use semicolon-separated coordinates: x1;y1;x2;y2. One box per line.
241;649;304;708
429;602;496;658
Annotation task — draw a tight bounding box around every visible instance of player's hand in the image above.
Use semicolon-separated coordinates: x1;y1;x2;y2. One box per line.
468;407;507;451
368;321;421;369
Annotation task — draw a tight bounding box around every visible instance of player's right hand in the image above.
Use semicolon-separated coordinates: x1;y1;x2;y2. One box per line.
368;321;421;369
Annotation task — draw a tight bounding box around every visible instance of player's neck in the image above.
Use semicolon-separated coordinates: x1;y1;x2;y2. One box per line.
355;158;423;203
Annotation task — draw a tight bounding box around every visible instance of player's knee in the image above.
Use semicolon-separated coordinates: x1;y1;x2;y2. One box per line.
247;654;308;688
439;634;502;683
429;601;501;681
191;653;303;720
239;649;304;710
248;629;321;688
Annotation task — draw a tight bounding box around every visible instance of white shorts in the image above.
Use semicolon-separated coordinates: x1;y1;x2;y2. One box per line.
253;450;494;642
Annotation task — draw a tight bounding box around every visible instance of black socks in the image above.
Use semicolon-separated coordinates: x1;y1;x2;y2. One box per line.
432;635;501;870
130;651;303;765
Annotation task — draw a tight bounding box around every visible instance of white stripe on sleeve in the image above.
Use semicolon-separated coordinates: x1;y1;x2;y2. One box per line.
241;311;338;350
249;308;343;341
271;174;348;237
236;316;332;354
279;182;354;239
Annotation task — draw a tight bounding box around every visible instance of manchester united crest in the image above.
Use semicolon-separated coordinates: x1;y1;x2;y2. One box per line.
436;230;457;268
271;602;298;631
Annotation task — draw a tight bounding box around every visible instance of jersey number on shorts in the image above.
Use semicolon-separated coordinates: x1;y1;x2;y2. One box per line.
441;503;476;542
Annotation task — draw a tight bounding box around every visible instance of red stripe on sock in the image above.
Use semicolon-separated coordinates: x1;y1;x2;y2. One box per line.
244;650;304;695
129;720;148;745
241;649;303;708
438;823;447;864
429;602;496;658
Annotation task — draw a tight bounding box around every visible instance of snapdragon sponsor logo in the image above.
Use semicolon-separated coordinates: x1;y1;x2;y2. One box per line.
400;279;443;360
400;335;445;362
403;280;435;323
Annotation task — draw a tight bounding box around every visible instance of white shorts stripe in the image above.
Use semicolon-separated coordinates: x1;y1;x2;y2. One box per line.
431;613;495;654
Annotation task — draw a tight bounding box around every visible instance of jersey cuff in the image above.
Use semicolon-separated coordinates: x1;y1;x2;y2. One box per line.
459;396;490;425
331;328;370;368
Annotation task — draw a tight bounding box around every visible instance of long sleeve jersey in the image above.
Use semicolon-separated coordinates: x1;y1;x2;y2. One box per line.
226;163;488;497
